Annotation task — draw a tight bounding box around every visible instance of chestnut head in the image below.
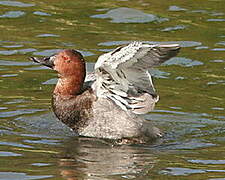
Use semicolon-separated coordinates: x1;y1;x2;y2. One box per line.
30;49;85;77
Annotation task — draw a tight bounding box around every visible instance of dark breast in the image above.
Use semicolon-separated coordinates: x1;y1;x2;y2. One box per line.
52;89;95;132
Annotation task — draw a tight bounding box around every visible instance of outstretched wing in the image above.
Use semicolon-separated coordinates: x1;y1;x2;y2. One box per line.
92;42;180;114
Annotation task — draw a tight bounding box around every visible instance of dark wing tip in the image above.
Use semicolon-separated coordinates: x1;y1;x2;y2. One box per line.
29;57;40;63
157;44;181;61
167;45;181;58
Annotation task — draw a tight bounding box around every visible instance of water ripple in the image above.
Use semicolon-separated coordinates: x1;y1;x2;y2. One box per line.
0;11;25;18
211;48;225;51
33;11;51;16
98;40;202;47
161;25;186;32
195;46;209;50
36;34;60;38
91;7;168;23
0;172;52;180
33;49;94;57
31;163;51;167
190;9;208;14
160;167;225;176
0;0;34;7
163;57;204;67
0;151;22;157
15;113;75;137
0;48;36;55
168;5;187;11
0;141;33;148
4;99;26;104
2;44;23;48
0;60;33;66
149;69;170;79
211;12;224;16
167;140;216;150
210;59;224;63
23;139;61;145
188;159;225;165
216;41;225;46
0;109;45;118
33;49;62;56
207;19;225;22
1;74;18;77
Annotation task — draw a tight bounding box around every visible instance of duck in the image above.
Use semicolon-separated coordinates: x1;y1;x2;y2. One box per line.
30;42;180;143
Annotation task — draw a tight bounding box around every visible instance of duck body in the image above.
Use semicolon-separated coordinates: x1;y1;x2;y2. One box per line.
52;91;159;140
30;42;180;142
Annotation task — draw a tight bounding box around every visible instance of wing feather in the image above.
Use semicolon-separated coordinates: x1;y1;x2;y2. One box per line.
92;42;180;114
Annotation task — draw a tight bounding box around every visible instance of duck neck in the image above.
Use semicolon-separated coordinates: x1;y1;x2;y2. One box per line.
54;73;85;96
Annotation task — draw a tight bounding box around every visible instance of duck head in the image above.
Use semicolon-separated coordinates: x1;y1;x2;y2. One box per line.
30;49;86;95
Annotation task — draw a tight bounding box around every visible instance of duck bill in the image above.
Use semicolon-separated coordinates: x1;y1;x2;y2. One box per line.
29;55;55;69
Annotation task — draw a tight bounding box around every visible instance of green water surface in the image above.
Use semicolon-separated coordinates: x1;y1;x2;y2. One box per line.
0;0;225;179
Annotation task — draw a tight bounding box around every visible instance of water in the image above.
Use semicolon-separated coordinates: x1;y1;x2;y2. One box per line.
0;0;225;179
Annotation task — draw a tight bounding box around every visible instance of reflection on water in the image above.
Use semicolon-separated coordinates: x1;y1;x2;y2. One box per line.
59;138;157;180
0;0;225;179
11;109;225;179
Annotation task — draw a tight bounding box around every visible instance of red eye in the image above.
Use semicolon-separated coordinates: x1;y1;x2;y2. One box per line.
62;56;71;63
63;56;68;60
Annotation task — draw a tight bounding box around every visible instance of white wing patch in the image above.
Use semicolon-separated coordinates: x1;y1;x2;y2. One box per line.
92;41;180;114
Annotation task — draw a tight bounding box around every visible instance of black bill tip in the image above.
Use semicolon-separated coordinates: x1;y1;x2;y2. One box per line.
29;57;40;63
28;56;55;68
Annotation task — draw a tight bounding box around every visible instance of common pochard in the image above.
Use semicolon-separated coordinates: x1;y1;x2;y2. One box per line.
30;42;180;143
